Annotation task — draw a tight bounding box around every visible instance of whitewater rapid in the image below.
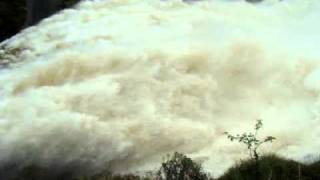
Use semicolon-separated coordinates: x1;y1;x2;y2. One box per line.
1;0;320;177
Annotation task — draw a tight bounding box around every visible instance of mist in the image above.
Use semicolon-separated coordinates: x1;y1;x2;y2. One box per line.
1;0;320;177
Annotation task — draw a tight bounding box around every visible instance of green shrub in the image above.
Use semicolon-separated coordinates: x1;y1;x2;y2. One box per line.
157;152;209;180
218;154;320;180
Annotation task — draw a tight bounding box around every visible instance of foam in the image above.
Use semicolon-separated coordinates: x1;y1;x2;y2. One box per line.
0;0;320;177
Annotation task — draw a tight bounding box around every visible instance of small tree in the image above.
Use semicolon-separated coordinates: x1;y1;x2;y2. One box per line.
224;119;276;161
157;152;209;180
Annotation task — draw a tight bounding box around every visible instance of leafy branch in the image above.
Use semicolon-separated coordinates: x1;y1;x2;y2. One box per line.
224;119;276;161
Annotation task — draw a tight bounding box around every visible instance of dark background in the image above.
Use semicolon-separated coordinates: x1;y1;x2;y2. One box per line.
0;0;263;42
0;0;26;42
0;0;79;42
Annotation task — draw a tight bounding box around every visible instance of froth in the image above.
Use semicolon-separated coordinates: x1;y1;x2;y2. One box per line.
1;0;320;177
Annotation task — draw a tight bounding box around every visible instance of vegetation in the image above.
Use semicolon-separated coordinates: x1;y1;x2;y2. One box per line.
157;152;210;180
62;0;80;8
0;0;26;41
0;119;318;180
224;119;276;161
1;153;319;180
224;119;276;179
0;0;270;41
0;0;81;41
219;155;320;180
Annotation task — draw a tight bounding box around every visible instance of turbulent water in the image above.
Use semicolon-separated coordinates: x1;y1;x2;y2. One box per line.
1;0;320;177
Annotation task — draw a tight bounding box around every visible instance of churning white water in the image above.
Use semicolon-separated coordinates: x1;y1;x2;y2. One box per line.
1;0;320;177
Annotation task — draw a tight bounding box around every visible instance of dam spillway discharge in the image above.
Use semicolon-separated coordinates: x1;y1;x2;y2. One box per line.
0;0;320;177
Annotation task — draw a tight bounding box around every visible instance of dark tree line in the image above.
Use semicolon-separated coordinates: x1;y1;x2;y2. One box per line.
26;0;63;26
26;0;79;26
0;0;26;41
0;0;79;41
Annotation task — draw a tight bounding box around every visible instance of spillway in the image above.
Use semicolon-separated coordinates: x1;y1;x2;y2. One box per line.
1;0;320;177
